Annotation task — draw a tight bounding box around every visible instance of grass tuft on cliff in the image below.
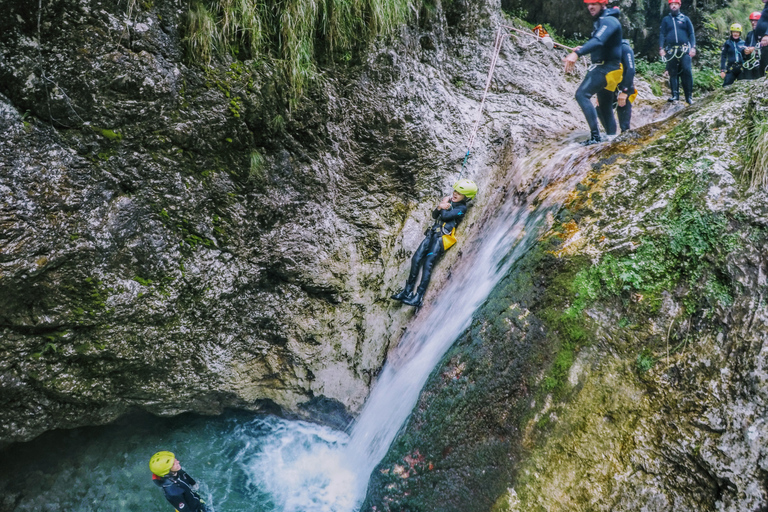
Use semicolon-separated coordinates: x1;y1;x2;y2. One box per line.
182;0;415;97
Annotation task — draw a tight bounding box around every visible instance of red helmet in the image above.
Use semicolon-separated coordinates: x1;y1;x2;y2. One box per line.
583;0;609;3
668;0;681;4
750;12;762;21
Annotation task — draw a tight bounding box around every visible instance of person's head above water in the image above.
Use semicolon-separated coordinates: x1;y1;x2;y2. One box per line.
150;451;181;477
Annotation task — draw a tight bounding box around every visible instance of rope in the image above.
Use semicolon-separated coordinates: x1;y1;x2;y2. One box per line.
458;25;575;178
744;47;762;70
661;44;689;63
500;24;576;51
460;27;505;177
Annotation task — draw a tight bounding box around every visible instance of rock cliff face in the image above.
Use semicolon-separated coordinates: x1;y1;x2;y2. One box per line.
363;85;768;511
0;0;585;444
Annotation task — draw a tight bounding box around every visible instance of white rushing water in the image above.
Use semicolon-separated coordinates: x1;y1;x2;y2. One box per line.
1;137;600;512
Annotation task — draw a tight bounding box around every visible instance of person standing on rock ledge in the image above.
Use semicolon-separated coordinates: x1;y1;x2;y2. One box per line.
150;451;209;512
391;179;478;307
659;0;696;104
563;0;623;146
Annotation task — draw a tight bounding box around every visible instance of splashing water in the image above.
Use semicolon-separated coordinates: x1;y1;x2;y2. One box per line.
0;139;599;512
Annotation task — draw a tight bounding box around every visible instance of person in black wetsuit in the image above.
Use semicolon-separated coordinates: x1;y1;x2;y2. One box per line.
612;39;636;133
659;0;696;104
755;0;768;78
720;24;747;86
150;451;209;512
742;12;763;80
391;179;477;307
563;0;623;146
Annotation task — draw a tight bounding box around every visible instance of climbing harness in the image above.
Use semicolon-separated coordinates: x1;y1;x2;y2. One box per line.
744;47;762;70
661;44;689;63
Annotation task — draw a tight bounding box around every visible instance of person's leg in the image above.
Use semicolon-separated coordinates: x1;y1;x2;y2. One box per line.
680;53;693;102
575;68;607;142
617;100;632;132
666;56;680;100
402;234;444;306
392;234;431;300
596;88;617;136
723;70;738;86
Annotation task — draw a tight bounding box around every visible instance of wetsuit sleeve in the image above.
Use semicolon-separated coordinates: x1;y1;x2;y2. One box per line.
576;18;619;56
758;8;768;40
686;16;696;47
619;47;635;91
659;17;668;48
435;203;468;222
720;41;727;70
179;470;197;487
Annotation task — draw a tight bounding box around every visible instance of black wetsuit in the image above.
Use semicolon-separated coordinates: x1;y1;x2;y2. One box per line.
613;39;636;133
757;7;768;78
743;30;761;80
720;36;747;86
659;11;696;100
153;470;207;512
575;7;622;140
406;199;469;296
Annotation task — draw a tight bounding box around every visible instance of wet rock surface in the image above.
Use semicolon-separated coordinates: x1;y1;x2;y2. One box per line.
364;84;768;511
0;0;584;444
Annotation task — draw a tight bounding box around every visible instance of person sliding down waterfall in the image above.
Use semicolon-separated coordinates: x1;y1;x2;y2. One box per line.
391;179;478;307
563;0;623;146
150;451;209;512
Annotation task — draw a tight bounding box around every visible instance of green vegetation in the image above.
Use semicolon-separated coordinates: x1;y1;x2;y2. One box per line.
571;197;737;315
93;127;123;141
746;111;768;191
133;276;154;286
183;0;416;97
706;0;758;35
636;347;655;372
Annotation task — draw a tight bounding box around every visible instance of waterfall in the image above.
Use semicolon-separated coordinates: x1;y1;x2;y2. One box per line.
344;137;599;503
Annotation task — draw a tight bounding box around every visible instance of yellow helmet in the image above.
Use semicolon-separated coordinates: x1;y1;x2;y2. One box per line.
149;451;175;477
453;179;478;200
730;23;743;33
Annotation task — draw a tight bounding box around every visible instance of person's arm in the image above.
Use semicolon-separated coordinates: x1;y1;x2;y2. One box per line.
720;41;727;71
619;47;635;91
687;16;696;48
435;203;468;222
756;9;768;40
659;17;667;51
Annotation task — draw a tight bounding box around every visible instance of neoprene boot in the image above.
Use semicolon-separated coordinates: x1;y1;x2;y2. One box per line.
391;282;414;301
581;134;602;146
685;96;693;105
402;290;424;307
